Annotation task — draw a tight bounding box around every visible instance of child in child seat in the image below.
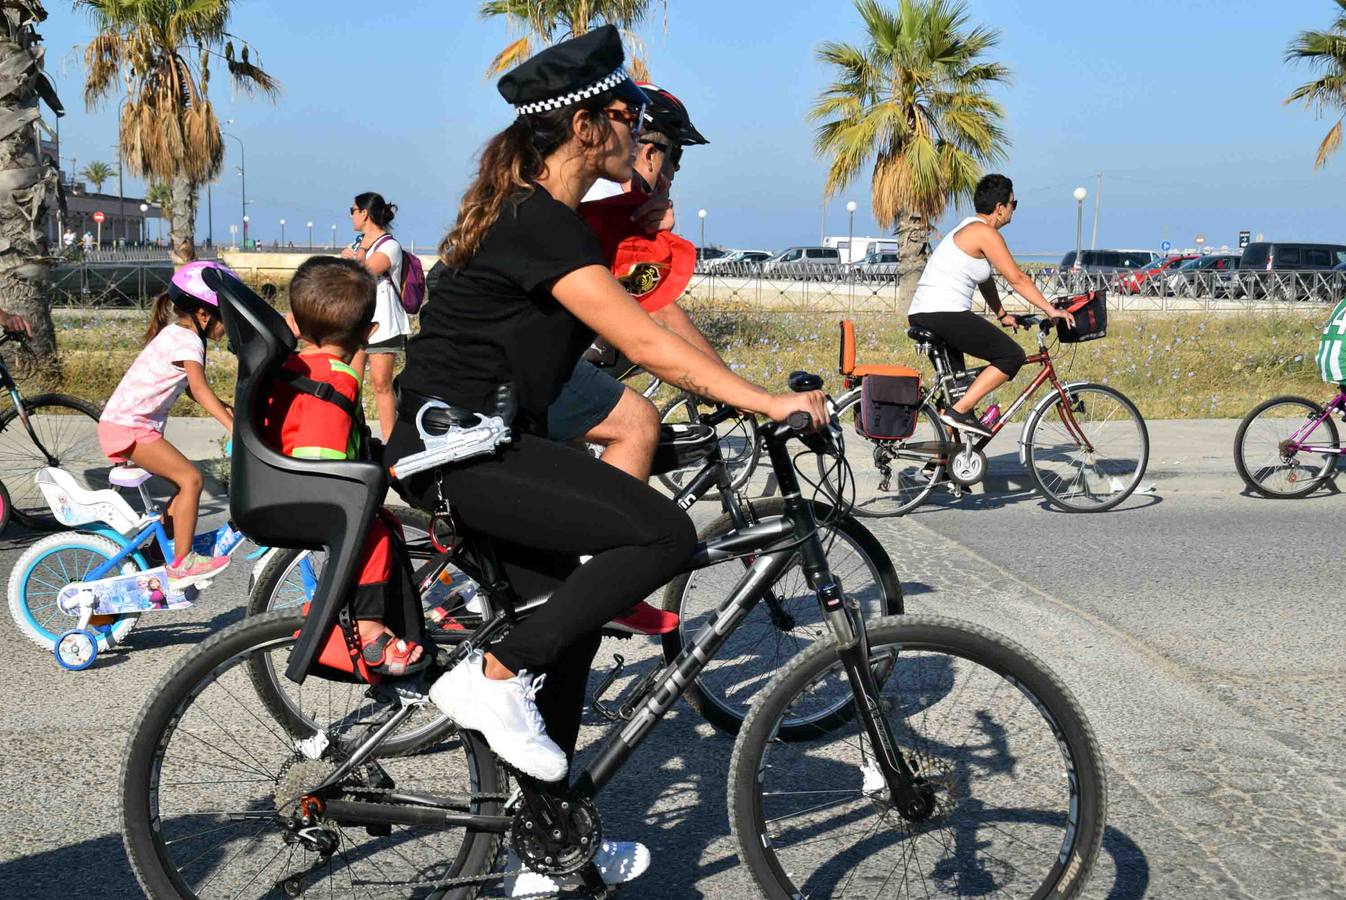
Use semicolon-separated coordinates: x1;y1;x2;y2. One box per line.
97;261;236;588
261;257;426;677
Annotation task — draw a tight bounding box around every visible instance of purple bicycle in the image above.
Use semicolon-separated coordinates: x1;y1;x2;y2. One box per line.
1234;390;1345;498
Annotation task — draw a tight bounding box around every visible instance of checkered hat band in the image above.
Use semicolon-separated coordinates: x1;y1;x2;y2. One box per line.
515;67;629;115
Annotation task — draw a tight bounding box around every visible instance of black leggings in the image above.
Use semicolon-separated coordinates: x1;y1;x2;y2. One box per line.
908;310;1026;379
385;422;697;756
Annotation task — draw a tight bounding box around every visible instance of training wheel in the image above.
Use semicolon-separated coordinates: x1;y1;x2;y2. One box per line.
55;629;99;671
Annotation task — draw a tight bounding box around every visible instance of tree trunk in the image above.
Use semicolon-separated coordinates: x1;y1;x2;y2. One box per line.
0;1;60;374
896;211;929;310
169;175;197;266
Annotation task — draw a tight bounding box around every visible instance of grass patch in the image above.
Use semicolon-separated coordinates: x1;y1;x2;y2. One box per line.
34;305;1336;422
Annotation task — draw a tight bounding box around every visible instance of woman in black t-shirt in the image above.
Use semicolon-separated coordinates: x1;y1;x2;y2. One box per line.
386;27;825;887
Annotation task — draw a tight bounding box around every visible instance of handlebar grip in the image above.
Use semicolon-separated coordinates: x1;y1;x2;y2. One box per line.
787;411;813;432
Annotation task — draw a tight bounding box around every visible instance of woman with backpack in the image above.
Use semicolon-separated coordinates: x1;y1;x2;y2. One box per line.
342;191;410;440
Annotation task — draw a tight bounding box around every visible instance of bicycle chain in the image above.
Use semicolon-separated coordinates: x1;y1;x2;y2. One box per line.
308;785;520;891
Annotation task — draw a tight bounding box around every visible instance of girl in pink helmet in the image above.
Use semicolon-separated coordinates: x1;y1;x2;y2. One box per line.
97;261;237;587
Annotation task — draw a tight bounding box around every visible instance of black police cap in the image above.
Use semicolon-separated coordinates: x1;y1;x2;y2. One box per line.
497;24;648;116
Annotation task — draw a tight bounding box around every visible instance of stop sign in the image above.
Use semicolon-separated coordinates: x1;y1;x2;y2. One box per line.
92;211;105;224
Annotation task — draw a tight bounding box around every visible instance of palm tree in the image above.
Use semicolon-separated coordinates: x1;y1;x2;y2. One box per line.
1285;0;1346;169
809;0;1009;302
0;0;63;369
78;0;278;266
80;160;114;193
480;0;665;79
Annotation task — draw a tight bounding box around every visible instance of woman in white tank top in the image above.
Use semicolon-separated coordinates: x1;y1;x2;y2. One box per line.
907;174;1073;437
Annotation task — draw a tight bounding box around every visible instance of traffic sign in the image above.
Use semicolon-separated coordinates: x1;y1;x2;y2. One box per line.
92;211;105;224
1238;230;1251;249
1159;240;1172;253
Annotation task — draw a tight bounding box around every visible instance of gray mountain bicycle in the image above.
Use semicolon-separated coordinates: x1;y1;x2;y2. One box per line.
122;382;1106;899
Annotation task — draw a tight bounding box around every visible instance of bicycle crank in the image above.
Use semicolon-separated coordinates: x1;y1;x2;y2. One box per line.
947;446;987;488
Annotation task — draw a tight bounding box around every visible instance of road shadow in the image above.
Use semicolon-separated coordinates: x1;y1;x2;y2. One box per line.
0;831;140;897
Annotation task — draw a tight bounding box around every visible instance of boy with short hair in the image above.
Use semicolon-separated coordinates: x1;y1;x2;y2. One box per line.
262;256;426;677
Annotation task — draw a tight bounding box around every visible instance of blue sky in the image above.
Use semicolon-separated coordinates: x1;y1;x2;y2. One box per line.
36;0;1346;257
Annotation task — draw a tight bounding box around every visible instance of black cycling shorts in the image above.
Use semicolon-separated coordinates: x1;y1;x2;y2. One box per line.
908;310;1026;379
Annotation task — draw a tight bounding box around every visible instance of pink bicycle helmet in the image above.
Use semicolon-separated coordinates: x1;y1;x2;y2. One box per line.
168;260;237;311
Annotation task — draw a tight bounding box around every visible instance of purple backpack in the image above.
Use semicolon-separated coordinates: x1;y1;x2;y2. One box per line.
371;234;426;314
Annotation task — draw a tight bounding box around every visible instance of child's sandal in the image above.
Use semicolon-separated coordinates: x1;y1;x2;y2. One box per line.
360;631;430;676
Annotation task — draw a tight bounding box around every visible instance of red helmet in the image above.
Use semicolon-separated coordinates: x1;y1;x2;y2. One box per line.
636;82;708;146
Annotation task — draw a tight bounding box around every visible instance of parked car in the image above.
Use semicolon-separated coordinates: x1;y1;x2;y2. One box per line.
1164;254;1240;297
1116;255;1198;294
1238;242;1346;301
1059;249;1160;272
848;250;901;281
703;249;772;274
762;246;842;280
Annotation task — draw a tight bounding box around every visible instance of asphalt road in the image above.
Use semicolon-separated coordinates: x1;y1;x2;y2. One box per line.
1;468;1343;898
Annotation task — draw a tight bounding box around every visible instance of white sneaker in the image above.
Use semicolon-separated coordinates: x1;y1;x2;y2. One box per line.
502;840;652;897
428;651;567;782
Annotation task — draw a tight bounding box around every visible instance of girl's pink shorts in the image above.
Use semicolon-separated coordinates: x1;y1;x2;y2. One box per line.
97;421;162;463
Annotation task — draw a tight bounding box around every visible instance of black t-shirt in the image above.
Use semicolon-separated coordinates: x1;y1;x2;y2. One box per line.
399;186;605;435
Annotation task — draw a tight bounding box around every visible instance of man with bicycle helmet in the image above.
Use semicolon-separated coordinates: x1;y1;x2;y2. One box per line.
98;260;237;586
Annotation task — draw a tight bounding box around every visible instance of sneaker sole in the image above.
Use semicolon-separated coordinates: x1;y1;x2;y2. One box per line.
938;413;992;437
166;560;232;590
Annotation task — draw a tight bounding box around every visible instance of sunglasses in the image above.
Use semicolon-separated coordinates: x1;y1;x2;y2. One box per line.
640;139;683;172
602;105;645;135
350;206;362;215
1007;199;1019;210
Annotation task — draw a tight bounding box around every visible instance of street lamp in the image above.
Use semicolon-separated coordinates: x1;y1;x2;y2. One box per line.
279;219;286;246
697;208;707;260
306;221;314;251
846;200;857;268
222;128;246;247
1072;187;1088;272
331;224;337;250
139;203;148;245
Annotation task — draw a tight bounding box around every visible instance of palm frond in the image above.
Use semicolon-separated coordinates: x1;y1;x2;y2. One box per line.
1316;117;1345;168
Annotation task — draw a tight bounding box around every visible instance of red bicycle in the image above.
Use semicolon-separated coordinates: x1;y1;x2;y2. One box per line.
824;314;1149;514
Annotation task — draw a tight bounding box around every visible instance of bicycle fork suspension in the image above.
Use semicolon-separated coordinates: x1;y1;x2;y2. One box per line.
820;581;935;821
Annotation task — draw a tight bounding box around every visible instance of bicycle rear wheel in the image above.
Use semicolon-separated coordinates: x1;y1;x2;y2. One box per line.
661;498;903;738
0;393;104;528
730;614;1106;899
122;610;505;900
821;389;946;517
1234;396;1340;498
657;394;760;494
1025;383;1148;512
244;508;460;756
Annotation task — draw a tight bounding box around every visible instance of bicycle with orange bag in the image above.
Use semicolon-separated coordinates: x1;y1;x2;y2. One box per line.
822;306;1149;515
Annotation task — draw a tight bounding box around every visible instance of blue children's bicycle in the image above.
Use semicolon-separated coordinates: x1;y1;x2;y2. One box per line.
7;464;248;670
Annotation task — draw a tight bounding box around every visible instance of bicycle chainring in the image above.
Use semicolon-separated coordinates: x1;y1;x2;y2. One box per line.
947;447;987;487
510;795;601;876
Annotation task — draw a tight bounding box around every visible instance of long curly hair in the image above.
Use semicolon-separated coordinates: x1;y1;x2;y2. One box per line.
441;91;617;270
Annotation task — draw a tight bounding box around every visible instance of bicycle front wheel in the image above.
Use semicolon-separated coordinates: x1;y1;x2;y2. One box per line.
822;388;946;518
122;610;505;900
1025;383;1148;512
0;393;104;528
661;498;903;738
730;614;1106;899
1234;396;1340;498
657;394;760;494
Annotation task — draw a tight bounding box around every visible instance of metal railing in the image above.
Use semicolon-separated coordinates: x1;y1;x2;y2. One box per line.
683;264;1346;312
